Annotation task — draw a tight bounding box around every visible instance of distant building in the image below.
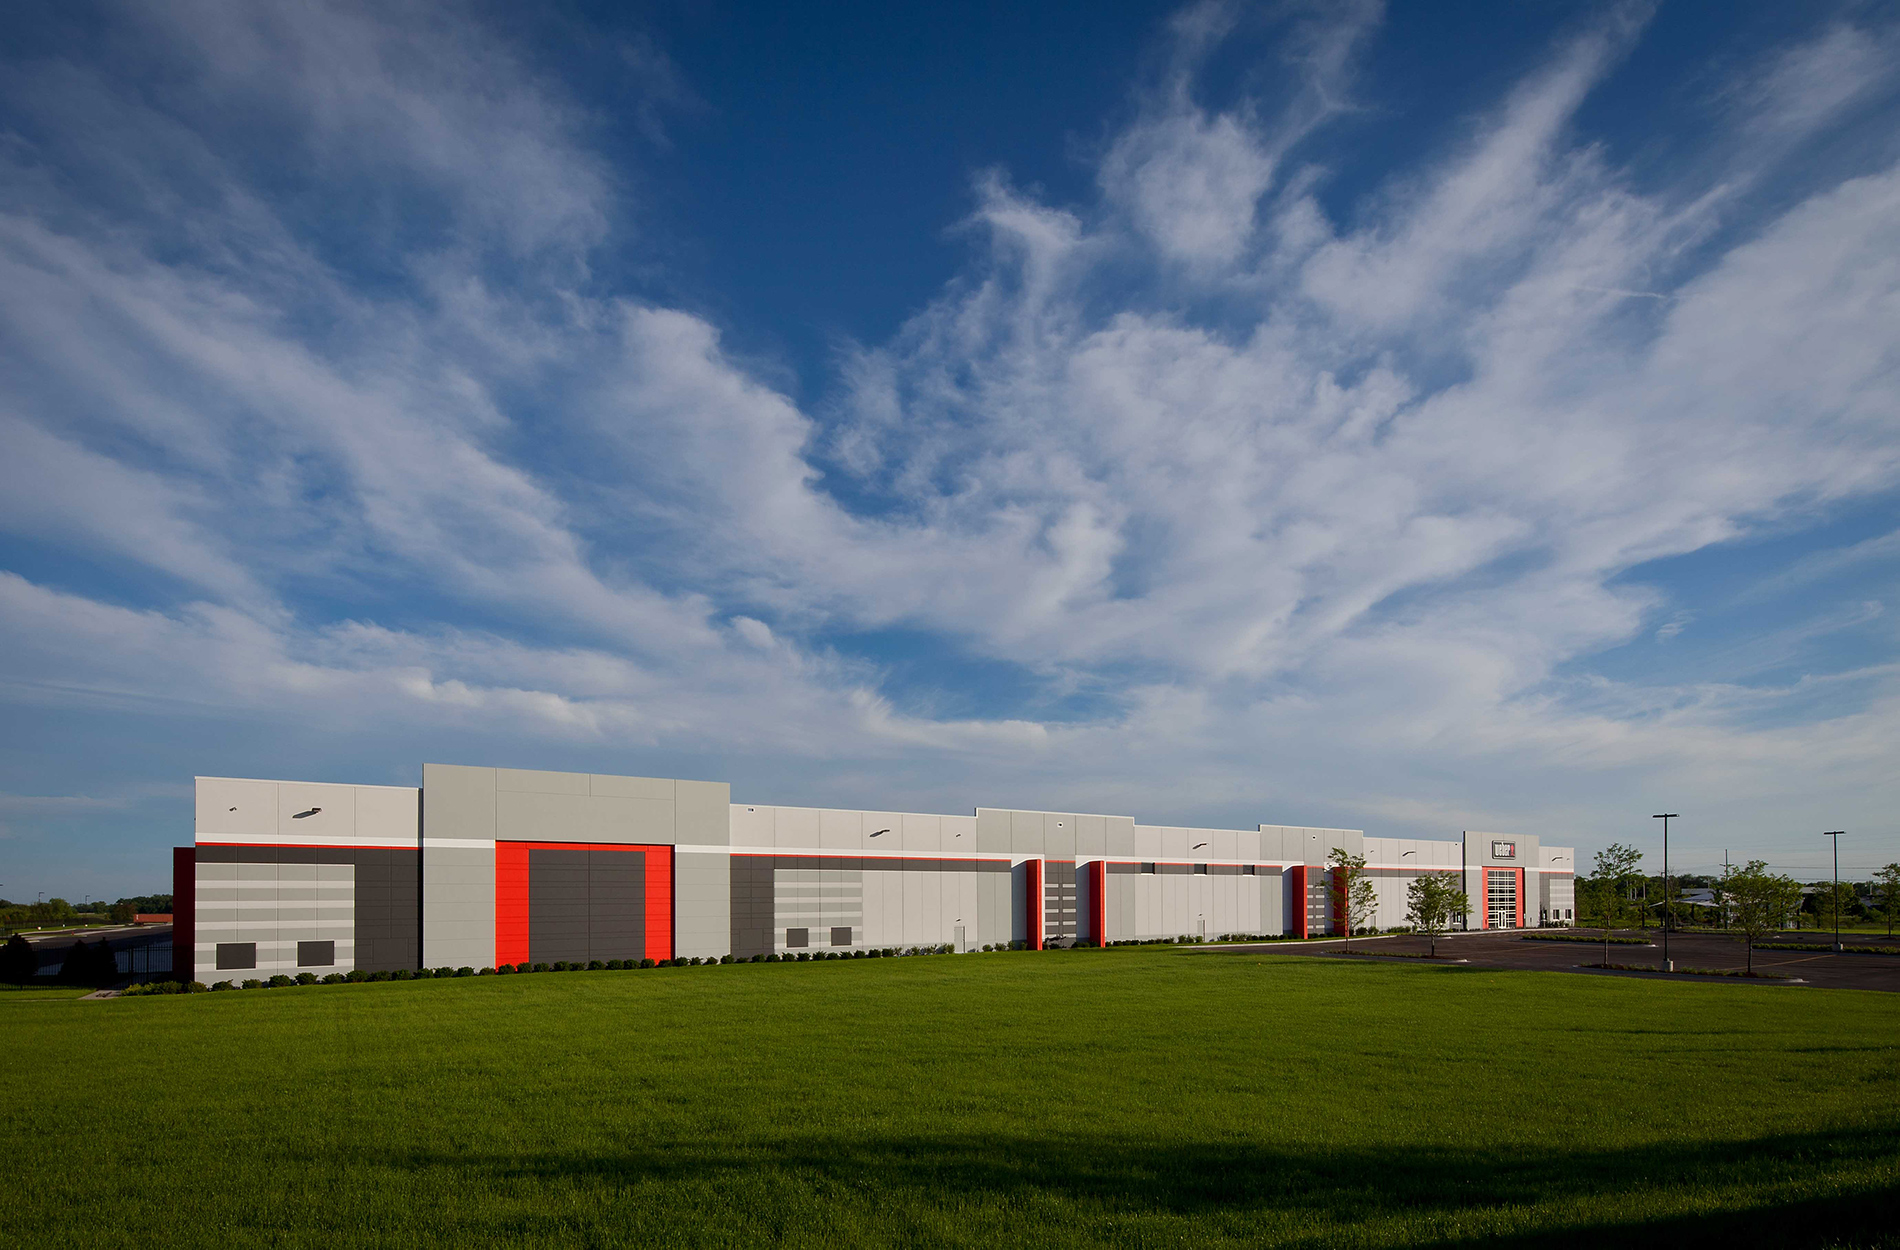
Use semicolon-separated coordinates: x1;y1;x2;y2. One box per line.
173;767;1576;980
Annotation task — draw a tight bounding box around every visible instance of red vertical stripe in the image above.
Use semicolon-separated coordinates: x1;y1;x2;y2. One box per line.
1089;860;1107;944
645;844;673;963
1027;859;1043;950
494;842;530;968
1514;866;1525;929
173;846;195;983
1290;864;1308;938
1330;865;1347;936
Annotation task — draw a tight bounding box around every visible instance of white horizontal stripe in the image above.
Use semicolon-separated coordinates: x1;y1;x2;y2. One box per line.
197;834;417;848
422;837;495;849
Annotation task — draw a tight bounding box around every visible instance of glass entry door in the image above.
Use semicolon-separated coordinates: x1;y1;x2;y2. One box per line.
1487;870;1518;929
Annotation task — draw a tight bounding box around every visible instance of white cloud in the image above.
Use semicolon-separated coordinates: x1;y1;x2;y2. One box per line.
0;2;1897;866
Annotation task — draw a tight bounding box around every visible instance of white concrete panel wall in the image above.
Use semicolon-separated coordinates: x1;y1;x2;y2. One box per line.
195;776;419;848
729;804;991;860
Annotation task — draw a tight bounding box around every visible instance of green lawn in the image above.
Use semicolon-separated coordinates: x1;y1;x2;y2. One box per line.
5;950;1896;1248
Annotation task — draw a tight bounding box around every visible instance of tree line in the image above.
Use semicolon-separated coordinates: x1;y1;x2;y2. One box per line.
0;894;173;930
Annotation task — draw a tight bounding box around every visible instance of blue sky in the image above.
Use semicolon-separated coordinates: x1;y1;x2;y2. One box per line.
2;1;1898;900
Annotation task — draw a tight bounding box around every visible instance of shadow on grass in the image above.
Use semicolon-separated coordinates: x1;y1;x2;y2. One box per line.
383;1124;1900;1247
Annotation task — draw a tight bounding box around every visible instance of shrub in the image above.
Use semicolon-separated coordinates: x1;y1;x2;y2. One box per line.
345;968;368;982
638;958;654;969
241;979;262;990
528;962;546;973
455;966;474;978
478;966;495;975
321;973;345;985
119;979;182;996
266;975;294;988
186;981;208;993
586;960;604;971
368;970;390;982
435;967;455;978
0;933;38;983
211;980;236;991
390;968;412;981
295;972;318;985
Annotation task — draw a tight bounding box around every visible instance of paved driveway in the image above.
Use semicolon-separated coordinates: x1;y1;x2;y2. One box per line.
1207;929;1900;992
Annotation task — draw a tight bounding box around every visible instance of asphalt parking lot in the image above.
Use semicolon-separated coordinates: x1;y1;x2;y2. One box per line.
1210;929;1900;991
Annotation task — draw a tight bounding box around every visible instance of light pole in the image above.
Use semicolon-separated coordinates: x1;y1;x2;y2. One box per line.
1823;831;1845;951
1653;814;1678;971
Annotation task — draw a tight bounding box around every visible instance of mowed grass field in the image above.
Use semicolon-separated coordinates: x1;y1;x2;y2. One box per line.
4;951;1897;1248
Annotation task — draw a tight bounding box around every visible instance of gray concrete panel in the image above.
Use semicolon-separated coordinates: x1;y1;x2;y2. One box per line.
1010;811;1045;855
591;774;677;800
1045;814;1076;859
496;767;590;795
976;809;1010;854
1074;814;1106;857
675;851;731;958
1106;816;1136;857
422;764;499;841
423;843;495;968
676;780;731;845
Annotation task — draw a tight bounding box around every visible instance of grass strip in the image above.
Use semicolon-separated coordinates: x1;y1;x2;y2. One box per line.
5;949;1895;1248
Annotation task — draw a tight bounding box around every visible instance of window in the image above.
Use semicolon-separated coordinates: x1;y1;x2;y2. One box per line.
1242;865;1256;875
830;926;853;947
1140;863;1156;874
1193;864;1208;875
216;942;256;971
784;927;809;949
296;940;334;967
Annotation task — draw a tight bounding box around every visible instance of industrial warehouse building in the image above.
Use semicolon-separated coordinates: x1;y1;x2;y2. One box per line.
174;764;1576;980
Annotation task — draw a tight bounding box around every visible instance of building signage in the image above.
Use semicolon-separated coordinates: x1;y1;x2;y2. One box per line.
1491;841;1516;859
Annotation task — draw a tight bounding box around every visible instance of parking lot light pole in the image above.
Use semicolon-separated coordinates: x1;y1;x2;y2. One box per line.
1653;814;1678;971
1823;831;1845;952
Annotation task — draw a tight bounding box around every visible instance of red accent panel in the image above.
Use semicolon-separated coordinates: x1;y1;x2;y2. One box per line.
646;844;673;963
1330;865;1347;936
493;842;672;964
1290;864;1308;938
173;846;195;983
1027;859;1043;950
494;842;530;968
1515;866;1526;928
1088;860;1107;944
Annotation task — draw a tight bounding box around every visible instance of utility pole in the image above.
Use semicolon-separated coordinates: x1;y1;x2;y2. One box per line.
1653;814;1678;972
1823;831;1845;952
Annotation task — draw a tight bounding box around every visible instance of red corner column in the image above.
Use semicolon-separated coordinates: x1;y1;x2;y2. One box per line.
493;842;530;968
1330;865;1347;936
1514;866;1526;929
1026;858;1044;950
172;846;195;983
1289;864;1308;938
1088;860;1107;945
646;844;673;963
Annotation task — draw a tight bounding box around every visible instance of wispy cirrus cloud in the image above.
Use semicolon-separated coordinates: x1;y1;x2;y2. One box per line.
0;0;1896;887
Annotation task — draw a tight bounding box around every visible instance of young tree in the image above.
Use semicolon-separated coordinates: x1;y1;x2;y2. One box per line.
1588;844;1644;966
1328;848;1378;952
1812;879;1857;936
1721;860;1804;975
1878;864;1900;938
1404;873;1469;957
